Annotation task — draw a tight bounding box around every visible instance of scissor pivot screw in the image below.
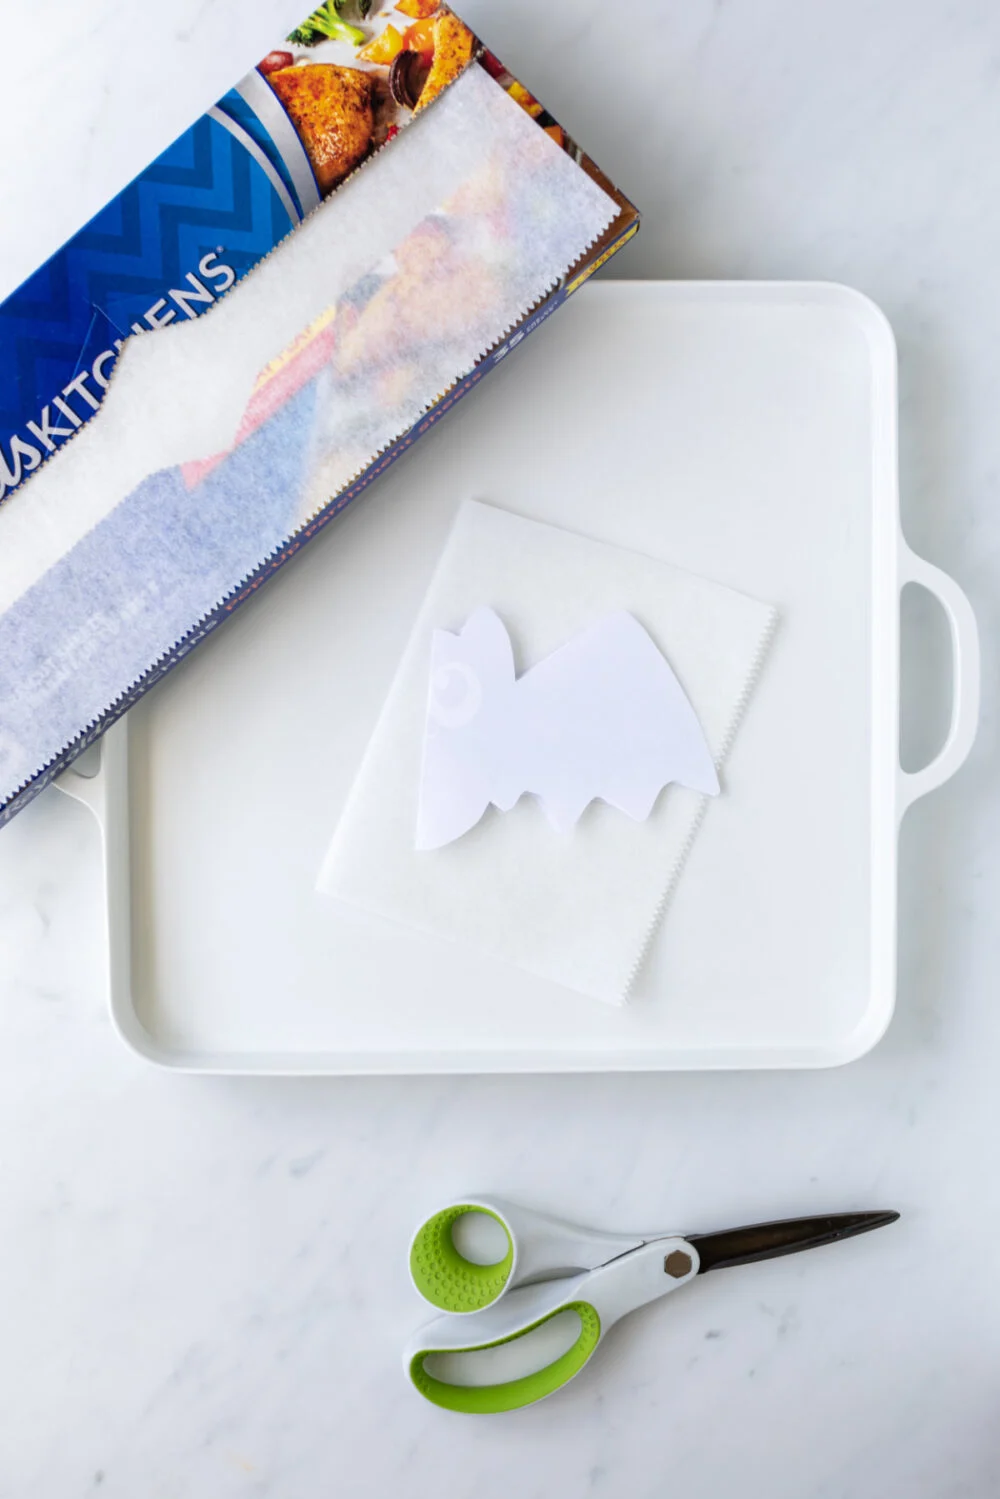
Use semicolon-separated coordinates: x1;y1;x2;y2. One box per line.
664;1251;693;1278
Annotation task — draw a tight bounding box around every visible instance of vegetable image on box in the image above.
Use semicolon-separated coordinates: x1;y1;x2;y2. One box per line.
416;608;720;850
287;1;366;49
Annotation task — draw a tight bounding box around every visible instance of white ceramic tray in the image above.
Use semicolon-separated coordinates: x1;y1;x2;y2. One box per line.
57;282;979;1073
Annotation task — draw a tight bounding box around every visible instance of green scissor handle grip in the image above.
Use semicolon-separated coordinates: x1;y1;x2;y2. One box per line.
409;1196;645;1315
409;1203;515;1314
409;1297;602;1414
404;1238;700;1413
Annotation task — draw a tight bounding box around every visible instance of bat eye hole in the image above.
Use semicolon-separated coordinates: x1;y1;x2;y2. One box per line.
429;662;483;728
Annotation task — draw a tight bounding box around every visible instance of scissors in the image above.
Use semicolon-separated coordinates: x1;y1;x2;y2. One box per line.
404;1195;899;1413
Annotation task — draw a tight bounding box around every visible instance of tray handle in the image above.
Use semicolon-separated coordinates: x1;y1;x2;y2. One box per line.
897;543;980;819
53;720;127;824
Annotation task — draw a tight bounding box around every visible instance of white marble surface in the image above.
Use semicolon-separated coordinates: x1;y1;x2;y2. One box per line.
0;0;997;1493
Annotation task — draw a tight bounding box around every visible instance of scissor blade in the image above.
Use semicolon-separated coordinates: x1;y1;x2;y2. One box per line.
688;1210;899;1274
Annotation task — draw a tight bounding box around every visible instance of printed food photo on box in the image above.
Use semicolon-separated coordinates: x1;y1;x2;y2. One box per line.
252;0;569;194
250;3;476;200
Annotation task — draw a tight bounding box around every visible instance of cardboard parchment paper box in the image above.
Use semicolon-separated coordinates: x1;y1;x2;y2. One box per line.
0;3;638;827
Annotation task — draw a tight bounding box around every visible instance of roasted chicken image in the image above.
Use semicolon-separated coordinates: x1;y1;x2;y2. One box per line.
267;63;375;193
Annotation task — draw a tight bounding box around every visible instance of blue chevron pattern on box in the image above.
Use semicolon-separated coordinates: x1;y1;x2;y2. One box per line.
0;94;296;498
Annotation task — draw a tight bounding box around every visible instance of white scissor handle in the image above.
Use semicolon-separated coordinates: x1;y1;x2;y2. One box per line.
408;1195;646;1315
404;1237;700;1414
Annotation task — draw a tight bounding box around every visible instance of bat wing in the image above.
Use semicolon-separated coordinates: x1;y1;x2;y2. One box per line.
519;612;720;829
602;616;720;815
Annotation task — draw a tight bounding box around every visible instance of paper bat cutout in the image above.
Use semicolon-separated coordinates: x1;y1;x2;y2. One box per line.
416;607;720;850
